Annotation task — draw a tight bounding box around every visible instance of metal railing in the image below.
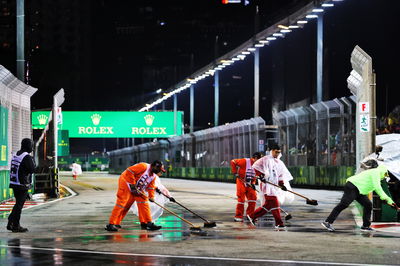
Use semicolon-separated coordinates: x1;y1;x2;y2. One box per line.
274;96;356;167
0;65;37;201
109;117;266;173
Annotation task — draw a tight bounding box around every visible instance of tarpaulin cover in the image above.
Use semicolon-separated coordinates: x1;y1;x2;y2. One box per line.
369;134;400;181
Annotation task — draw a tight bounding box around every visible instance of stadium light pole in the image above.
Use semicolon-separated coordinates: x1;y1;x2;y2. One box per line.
254;4;260;118
190;85;194;133
254;48;260;117
16;0;25;81
317;12;324;102
214;70;219;126
53;88;65;170
53;88;65;197
174;94;177;135
347;45;376;171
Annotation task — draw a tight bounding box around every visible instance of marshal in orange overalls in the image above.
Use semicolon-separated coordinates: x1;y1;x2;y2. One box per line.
108;163;157;225
230;157;258;220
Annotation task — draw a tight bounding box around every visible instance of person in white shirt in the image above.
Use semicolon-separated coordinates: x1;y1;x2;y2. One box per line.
71;161;82;180
247;144;289;229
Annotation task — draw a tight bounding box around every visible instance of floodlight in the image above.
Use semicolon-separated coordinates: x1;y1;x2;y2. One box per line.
347;70;363;96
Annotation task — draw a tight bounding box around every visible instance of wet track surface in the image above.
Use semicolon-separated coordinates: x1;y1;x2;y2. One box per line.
0;173;399;265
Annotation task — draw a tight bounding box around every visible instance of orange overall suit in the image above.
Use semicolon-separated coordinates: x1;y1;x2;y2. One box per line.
108;163;156;225
230;158;257;219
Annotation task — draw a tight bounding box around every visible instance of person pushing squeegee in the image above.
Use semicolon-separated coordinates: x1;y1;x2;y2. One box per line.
247;144;317;229
156;188;217;228
246;180;293;220
258;176;318;206
135;189;208;235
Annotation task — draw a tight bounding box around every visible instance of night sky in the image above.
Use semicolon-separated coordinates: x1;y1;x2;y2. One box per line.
3;0;400;153
155;0;400;127
27;0;302;112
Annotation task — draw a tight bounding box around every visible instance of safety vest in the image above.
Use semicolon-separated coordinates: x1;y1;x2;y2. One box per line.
127;164;156;194
245;158;255;182
10;152;28;186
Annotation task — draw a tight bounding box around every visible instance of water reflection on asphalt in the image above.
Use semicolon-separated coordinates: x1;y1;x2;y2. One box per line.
1;209;400;265
1;218;399;265
0;242;322;266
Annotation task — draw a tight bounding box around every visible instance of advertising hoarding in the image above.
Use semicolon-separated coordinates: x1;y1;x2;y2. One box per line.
32;111;183;138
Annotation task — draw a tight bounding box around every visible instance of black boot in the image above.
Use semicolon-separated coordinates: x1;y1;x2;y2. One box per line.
6;221;13;231
105;224;119;232
144;222;162;231
11;225;28;233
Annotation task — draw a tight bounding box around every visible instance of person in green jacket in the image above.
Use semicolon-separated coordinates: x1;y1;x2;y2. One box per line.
321;165;398;232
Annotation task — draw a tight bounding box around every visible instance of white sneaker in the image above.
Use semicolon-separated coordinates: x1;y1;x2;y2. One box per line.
321;221;335;232
234;217;243;222
275;225;286;230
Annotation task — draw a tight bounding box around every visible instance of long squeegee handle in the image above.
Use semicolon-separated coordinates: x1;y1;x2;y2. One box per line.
262;179;311;201
137;190;196;227
159;191;210;223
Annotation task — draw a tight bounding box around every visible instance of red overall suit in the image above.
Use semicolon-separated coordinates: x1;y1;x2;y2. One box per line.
230;158;257;219
108;163;156;225
249;155;284;227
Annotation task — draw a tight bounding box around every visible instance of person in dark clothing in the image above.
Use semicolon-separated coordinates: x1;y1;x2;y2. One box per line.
7;138;36;233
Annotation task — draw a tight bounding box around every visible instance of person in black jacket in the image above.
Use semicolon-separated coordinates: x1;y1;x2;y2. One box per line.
7;138;36;232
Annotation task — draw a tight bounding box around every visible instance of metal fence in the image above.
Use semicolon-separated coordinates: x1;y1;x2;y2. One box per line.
0;65;37;201
109;117;266;173
274;96;356;167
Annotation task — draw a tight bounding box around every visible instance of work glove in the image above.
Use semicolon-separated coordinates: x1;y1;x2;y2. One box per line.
278;181;287;191
155;188;162;194
128;183;137;192
259;174;266;183
149;198;155;202
169;197;176;203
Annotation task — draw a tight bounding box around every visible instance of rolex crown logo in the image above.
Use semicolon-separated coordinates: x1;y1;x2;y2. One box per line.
91;113;101;125
37;114;48;125
144;114;155;126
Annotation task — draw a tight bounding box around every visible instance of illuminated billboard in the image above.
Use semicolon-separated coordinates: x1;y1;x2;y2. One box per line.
32;111;183;138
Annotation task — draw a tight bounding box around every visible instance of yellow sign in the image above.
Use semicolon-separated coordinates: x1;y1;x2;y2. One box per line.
1;145;6;161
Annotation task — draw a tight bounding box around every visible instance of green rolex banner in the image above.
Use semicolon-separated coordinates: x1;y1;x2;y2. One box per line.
58;130;70;156
32;111;183;138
